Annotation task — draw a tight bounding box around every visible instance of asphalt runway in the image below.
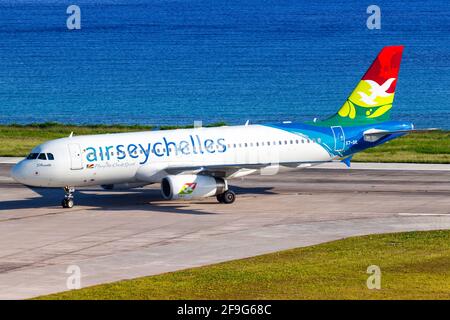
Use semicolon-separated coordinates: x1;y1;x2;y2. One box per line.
1;162;450;299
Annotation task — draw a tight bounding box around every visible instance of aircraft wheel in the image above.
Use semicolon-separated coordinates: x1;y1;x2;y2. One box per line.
222;190;236;204
62;198;74;208
66;199;74;208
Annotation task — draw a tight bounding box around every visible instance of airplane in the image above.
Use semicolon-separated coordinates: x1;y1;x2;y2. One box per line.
11;45;428;208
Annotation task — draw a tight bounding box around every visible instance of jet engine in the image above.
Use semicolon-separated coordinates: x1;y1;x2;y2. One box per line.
161;175;227;200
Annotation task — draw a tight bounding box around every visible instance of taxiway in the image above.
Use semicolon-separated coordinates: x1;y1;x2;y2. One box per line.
0;161;449;299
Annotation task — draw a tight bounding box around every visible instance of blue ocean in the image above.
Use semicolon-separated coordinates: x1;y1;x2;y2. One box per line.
0;0;449;128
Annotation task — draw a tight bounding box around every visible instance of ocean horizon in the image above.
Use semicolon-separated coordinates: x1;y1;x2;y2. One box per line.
0;0;449;128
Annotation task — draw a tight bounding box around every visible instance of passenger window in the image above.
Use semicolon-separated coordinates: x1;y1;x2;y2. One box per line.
38;153;47;160
47;153;54;160
27;153;39;160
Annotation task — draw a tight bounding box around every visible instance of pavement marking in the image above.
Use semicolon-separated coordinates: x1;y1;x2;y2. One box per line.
316;162;450;171
0;157;23;164
397;213;450;217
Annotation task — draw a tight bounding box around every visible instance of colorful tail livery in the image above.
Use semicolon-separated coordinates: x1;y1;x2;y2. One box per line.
11;46;437;207
323;46;403;126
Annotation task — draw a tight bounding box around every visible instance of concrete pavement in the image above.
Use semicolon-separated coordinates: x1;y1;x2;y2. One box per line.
0;163;449;299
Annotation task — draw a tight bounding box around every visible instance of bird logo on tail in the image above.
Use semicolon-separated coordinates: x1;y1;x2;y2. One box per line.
357;78;396;106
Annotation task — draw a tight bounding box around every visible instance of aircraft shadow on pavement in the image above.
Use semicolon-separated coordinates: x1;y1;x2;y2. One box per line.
0;185;276;214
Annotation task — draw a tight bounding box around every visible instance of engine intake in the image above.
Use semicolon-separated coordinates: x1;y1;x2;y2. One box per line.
161;175;227;200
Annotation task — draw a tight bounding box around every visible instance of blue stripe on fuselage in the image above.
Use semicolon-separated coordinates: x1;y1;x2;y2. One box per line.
262;121;414;157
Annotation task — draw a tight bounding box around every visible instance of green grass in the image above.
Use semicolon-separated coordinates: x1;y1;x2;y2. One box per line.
353;131;450;163
0;123;449;163
37;230;450;300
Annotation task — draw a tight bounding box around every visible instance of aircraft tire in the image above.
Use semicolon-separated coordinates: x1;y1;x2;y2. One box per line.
222;190;236;204
62;199;74;208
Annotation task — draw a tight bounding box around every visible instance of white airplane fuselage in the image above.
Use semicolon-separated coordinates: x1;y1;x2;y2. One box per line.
11;124;332;189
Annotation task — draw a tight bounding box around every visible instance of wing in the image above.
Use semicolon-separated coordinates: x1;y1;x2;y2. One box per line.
137;160;320;183
165;163;268;179
136;162;268;182
165;160;319;179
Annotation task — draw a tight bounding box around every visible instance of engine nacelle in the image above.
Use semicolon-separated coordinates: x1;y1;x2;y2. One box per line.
101;182;148;190
161;175;227;200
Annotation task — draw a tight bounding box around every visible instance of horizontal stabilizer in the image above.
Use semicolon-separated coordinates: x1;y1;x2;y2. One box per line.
363;128;439;142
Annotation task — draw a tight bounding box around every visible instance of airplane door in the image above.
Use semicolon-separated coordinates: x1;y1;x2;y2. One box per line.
68;143;83;170
331;126;345;152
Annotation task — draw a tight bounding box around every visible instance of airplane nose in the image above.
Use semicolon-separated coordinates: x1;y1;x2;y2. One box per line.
11;162;25;184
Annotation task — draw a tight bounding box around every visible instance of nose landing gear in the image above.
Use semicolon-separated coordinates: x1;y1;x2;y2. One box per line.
62;186;75;208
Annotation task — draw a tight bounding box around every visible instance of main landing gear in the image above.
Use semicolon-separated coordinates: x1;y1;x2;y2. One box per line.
216;190;236;204
62;186;75;208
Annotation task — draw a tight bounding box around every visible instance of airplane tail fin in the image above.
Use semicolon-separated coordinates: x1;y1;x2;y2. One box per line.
321;45;404;126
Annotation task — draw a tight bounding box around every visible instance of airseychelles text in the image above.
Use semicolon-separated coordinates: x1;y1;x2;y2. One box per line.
85;134;227;165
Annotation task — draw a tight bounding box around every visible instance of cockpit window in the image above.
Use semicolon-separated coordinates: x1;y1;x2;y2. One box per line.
26;153;39;160
26;152;54;160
